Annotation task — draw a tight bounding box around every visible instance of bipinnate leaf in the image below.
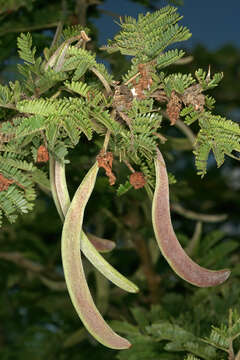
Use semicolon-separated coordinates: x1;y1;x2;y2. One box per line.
54;158;138;293
61;162;131;349
152;148;230;287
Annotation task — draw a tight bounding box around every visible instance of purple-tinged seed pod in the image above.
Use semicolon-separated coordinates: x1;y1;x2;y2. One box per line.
61;162;131;349
152;148;230;287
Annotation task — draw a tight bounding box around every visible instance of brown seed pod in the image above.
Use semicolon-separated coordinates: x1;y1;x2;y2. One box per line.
152;148;230;287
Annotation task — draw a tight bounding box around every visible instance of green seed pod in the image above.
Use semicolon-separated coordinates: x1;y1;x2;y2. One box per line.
85;232;115;253
81;231;138;293
152;148;230;287
50;157;109;249
54;158;138;293
61;162;131;349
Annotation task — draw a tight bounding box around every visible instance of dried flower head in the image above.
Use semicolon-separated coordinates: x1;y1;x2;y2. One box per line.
131;63;153;100
182;84;205;111
0;173;14;192
166;90;182;126
97;150;116;186
130;172;146;189
37;145;49;163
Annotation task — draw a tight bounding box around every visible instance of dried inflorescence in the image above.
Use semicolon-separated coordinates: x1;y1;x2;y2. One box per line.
130;171;146;189
166;84;205;125
0;173;14;191
131;63;153;100
97;150;116;185
113;84;133;112
36;145;49;163
182;84;205;111
166;90;182;125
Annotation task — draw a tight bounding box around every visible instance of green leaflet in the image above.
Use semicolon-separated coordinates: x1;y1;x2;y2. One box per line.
61;161;130;349
152;148;230;287
53;157;138;293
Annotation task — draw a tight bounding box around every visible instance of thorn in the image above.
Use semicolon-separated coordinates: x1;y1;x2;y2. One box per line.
206;65;211;82
80;30;91;42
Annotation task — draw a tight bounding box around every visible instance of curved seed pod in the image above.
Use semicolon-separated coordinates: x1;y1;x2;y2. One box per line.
54;159;71;219
52;159;115;252
86;232;115;253
55;159;138;293
152;148;230;287
81;231;138;293
49;155;65;222
61;162;131;349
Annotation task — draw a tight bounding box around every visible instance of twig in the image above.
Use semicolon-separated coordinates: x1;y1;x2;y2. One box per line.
102;129;111;152
44;34;82;71
99;9;121;18
171;203;228;223
0;22;59;36
75;0;87;26
91;67;112;95
185;221;202;256
50;21;63;49
0;251;44;273
124;72;140;86
124;160;135;173
75;0;102;27
39;275;67;291
0;103;16;110
174;56;194;65
152;132;167;143
0;251;67;291
175;119;196;145
144;183;153;202
102;208;125;229
228;309;235;360
133;234;160;304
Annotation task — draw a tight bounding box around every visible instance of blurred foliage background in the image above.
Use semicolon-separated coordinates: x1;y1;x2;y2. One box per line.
0;0;240;359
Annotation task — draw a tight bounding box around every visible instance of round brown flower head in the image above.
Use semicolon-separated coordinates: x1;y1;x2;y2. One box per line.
129;172;146;189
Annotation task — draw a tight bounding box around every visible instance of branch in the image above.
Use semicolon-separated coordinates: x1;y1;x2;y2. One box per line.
91;67;112;95
171;203;228;222
185;221;202;256
175;118;196;145
0;251;44;273
0;22;59;36
133;233;161;303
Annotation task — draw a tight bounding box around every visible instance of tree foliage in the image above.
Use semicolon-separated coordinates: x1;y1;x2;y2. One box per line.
1;0;240;358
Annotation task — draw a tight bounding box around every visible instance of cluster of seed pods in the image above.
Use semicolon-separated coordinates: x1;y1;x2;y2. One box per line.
50;147;230;349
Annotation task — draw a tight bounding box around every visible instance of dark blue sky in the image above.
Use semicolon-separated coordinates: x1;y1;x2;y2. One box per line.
91;0;240;51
